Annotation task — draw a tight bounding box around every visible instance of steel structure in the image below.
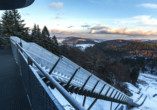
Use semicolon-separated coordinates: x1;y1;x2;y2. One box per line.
0;0;34;10
10;36;140;110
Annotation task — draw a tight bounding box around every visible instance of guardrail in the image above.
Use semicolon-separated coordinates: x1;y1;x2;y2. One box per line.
10;36;139;109
10;37;86;110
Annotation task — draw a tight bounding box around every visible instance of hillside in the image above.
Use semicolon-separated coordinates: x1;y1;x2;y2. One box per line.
86;39;157;58
62;37;95;44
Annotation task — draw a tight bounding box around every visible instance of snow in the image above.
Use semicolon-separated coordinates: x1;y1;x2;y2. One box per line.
10;37;157;110
125;82;139;93
57;38;66;43
51;88;127;110
75;44;95;50
129;73;157;110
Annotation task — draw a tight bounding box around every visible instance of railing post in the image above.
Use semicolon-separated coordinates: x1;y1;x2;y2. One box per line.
109;89;115;97
28;57;32;66
110;101;112;110
65;67;80;90
116;93;121;100
87;84;106;110
124;97;127;102
82;96;86;107
114;103;120;110
119;94;123;101
113;91;118;99
83;80;100;107
91;80;100;94
104;87;111;96
122;96;126;102
49;56;63;74
79;75;92;94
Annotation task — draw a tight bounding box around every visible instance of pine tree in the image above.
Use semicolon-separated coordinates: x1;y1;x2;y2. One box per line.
0;10;26;48
31;24;37;42
23;27;31;42
130;65;140;86
1;10;26;38
41;26;50;49
52;35;60;55
42;26;50;38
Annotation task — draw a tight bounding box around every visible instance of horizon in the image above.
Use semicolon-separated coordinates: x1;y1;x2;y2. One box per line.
1;0;157;40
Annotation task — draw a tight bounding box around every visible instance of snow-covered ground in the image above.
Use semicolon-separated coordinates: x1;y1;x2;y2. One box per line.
49;73;157;110
51;89;127;110
57;38;66;43
129;73;157;110
75;44;95;50
11;37;157;110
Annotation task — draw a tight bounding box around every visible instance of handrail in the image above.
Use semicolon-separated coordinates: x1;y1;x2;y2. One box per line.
10;37;130;102
10;37;139;108
11;39;86;110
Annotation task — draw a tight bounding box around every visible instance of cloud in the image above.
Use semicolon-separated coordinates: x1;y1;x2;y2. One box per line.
50;29;78;35
91;27;157;36
67;26;73;28
91;30;96;34
89;24;109;30
114;15;157;27
48;2;63;10
139;3;157;8
132;15;157;26
81;24;91;27
132;15;151;20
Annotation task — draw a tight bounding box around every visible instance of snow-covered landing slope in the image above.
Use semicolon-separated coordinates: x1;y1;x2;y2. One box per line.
129;73;157;110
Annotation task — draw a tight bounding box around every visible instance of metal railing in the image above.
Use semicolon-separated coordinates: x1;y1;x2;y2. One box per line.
10;38;86;110
10;36;139;110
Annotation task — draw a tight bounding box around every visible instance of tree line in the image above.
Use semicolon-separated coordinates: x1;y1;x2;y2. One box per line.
88;41;157;54
0;9;59;55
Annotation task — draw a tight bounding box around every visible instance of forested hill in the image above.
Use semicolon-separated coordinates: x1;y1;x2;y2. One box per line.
86;39;157;57
62;37;96;44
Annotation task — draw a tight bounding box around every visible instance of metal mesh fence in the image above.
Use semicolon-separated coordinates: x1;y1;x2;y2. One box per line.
11;40;64;110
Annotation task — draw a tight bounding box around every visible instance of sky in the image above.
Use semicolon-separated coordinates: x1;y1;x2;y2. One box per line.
1;0;157;40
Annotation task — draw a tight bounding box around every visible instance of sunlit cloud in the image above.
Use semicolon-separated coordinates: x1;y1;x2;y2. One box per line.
48;2;63;10
91;30;96;34
91;27;157;35
139;3;157;8
50;29;78;35
89;24;109;30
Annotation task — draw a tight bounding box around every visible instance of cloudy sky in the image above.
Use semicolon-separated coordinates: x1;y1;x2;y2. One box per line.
1;0;157;40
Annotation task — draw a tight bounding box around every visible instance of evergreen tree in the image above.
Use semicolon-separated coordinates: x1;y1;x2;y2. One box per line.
41;26;50;49
0;10;26;48
1;10;25;38
42;26;50;38
52;35;60;55
31;24;37;42
36;25;42;46
130;65;140;86
23;27;31;42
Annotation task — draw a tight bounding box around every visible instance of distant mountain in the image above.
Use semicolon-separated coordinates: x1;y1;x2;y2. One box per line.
57;37;104;44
